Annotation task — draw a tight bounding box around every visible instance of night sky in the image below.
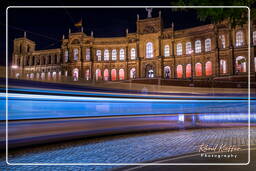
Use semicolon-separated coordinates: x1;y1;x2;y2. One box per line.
1;1;211;66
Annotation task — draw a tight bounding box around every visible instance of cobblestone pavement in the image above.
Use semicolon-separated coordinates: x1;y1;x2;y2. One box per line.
0;127;255;171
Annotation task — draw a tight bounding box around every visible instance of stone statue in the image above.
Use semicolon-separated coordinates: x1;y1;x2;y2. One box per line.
145;8;153;18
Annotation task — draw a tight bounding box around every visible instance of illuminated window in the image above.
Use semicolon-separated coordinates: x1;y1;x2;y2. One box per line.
111;69;117;81
176;43;182;56
95;69;101;81
186;64;191;78
64;50;68;62
104;69;109;81
41;72;45;80
36;73;40;80
195;63;202;76
112;49;117;60
73;48;79;61
205;61;212;76
146;42;153;58
219;35;226;48
72;68;79;81
195;40;201;53
236;56;246;73
47;72;51;80
104;49;109;61
131;48;136;60
130;68;136;79
30;73;34;79
120;49;125;60
176;65;183;78
220;59;227;74
205;38;211;52
253;31;256;45
58;71;61;80
236;31;244;47
164;66;171;79
86;48;90;61
186;42;192;55
119;69;125;80
96;50;101;61
85;69;90;80
254;57;256;72
52;71;57;80
164;45;170;57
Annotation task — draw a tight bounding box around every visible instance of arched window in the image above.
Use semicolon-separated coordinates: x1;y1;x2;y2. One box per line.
65;50;68;62
236;31;244;47
130;68;136;79
73;48;79;61
36;73;40;80
120;49;125;60
164;45;170;57
119;49;125;60
146;42;153;58
73;68;79;81
205;61;212;76
47;72;51;80
104;49;109;61
205;38;211;52
176;43;182;56
52;71;57;80
30;73;34;79
41;72;45;80
219;35;226;48
164;66;171;79
111;69;117;81
96;50;101;61
186;64;191;78
236;56;246;73
186;42;192;55
104;69;109;81
254;57;256;72
195;40;201;53
86;48;90;61
112;49;117;60
253;31;256;45
119;69;125;80
176;65;183;78
195;63;202;76
95;69;101;81
58;71;61;80
131;48;136;60
85;69;90;80
220;59;227;74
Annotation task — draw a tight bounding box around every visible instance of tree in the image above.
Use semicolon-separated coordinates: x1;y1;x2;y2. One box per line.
171;0;256;28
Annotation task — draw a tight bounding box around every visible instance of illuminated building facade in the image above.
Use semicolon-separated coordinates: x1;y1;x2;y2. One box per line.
11;11;256;82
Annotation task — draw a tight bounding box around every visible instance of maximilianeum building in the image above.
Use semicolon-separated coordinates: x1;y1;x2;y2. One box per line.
11;11;256;82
